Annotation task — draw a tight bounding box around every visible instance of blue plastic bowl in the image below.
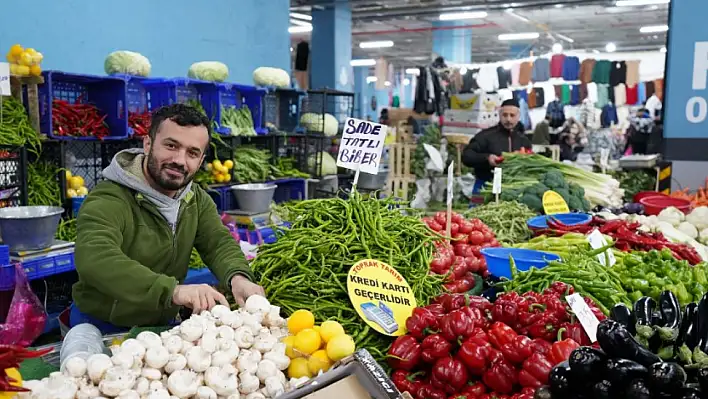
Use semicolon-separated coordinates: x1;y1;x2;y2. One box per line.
480;248;561;279
526;213;592;230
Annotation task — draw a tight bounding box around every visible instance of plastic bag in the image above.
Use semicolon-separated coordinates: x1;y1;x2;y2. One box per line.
411;179;432;209
0;264;47;345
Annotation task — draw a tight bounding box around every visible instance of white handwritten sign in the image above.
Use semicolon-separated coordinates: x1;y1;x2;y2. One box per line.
587;229;616;267
565;293;601;342
0;63;10;96
337;117;387;175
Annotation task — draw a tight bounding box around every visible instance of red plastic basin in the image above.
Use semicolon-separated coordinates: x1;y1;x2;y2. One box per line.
633;191;667;204
639;196;692;216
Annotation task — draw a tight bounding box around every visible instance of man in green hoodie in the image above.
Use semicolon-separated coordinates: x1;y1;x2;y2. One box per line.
71;104;263;333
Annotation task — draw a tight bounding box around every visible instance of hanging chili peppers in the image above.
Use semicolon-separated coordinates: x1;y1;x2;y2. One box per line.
52;99;109;139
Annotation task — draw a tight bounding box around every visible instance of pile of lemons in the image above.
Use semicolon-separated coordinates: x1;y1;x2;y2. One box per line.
65;171;88;198
6;44;43;77
206;159;233;184
283;310;356;380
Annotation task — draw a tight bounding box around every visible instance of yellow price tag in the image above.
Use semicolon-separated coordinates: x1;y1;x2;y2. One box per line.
346;259;417;336
542;190;570;215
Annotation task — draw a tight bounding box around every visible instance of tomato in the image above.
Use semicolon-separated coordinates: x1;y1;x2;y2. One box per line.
469;245;482;257
429;220;443;232
434;212;447;226
489;239;500;247
470;219;485;230
450;223;459;236
468;231;485;245
458;220;474;234
466;256;481;273
451;212;464;224
483;231;495;242
454;243;471;257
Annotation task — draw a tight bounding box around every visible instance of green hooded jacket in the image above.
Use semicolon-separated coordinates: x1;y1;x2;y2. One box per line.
72;149;254;327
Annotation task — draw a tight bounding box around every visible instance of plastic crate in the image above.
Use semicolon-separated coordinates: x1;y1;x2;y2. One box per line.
39;71;129;140
0;146;28;208
272;178;306;203
206;185;236;213
213;83;267;136
185;268;219;286
263;88;306;132
0;251;75;291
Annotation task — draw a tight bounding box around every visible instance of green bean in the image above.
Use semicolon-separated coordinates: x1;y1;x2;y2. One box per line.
464;201;536;244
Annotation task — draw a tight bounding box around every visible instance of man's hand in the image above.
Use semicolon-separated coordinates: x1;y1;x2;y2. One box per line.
172;284;229;314
231;275;266;307
488;155;503;167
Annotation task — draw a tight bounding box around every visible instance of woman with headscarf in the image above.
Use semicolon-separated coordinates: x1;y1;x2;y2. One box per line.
626;108;654;154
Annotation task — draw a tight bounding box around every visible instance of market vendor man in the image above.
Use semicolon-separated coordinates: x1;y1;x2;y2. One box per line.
462;99;532;193
71;104;264;333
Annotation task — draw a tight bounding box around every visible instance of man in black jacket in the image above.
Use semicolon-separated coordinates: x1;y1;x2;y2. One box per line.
462;99;532;193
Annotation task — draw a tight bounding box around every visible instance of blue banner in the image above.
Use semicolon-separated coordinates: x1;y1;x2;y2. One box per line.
664;0;708;139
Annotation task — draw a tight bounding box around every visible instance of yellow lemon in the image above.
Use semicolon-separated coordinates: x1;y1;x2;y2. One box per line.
319;320;345;343
24;47;37;55
32;52;43;64
213;159;223;170
215;173;226;183
0;368;22;399
30;65;42;77
18;52;33;67
293;329;321;356
9;64;18;75
308;349;332;374
205;162;213;172
287;357;312;379
66;188;77;199
6;52;16;63
287;309;315;334
223;159;234;169
223;174;232;183
15;65;29;76
9;44;23;57
77;186;89;196
282;335;300;359
326;334;355;362
69;175;84;190
65;170;72;179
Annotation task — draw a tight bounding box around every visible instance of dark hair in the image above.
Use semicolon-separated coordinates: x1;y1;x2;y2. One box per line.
148;103;212;145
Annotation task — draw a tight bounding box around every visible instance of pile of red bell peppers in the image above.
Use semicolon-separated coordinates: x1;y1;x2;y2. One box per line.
128;110;152;137
387;283;606;399
52;99;110;139
423;212;500;294
533;216;702;265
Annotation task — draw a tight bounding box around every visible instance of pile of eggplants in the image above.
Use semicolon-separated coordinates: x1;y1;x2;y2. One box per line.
611;291;708;367
535;319;704;399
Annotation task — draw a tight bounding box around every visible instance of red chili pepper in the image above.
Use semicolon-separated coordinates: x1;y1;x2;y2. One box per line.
547;329;580;366
499;335;534;364
457;340;491;376
482;358;517;394
440;309;475;343
391;370;424;395
431;357;469;393
406;307;439;340
387;336;421;371
421;334;453;363
488;322;517;349
519;352;554;388
417;383;447;399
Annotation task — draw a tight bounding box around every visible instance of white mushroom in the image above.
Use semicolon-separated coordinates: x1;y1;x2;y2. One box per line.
240;313;262;336
163;335;184;354
166;370;200;398
263;306;285;328
212;345;240;367
199;331;219;354
164;353;188;374
141;367;163;381
98;367;137;397
145;345;170;369
136;331;163;349
62;356;87;378
87;353;113;384
117;389;140;399
150;380;165;391
234;327;255;349
112;352;135;369
210;304;232;322
265;375;286;398
180;340;195;355
253;333;277;353
109;344;122;356
256;360;278;383
224;311;244;329
76;380;100;399
236;351;259;374
145;388;171;399
248;349;263;363
245;392;266;399
134;377;150;395
238;372;260;395
204;365;239;396
263;351;290;371
179;318;204;342
217;325;235;341
120;339;147;360
244;295;271;314
41;373;78;399
195;385;218;399
186;346;212;372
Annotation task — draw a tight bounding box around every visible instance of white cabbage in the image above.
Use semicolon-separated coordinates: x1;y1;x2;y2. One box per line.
252;67;290;88
188;61;229;82
104;51;151;77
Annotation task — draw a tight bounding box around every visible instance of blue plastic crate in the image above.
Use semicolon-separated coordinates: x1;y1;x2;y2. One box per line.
206;185;236;213
214;84;267;136
263;88;306;132
185;268;218;286
207;188;224;214
39;71;129;140
0;245;8;267
0;251;76;291
272;178;306;203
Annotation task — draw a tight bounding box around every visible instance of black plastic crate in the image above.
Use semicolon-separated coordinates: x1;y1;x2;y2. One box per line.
272;134;325;177
301;89;354;135
263;88;306;133
0;146;28;208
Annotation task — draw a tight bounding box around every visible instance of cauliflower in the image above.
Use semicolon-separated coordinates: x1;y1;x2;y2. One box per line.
700;228;708;245
252;67;290;88
104;51;151;77
658;207;685;227
678;222;699;239
300;113;339;136
188;61;229;82
686;206;708;231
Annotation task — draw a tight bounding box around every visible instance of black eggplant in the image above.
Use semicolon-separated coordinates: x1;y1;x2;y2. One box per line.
533;386;553;399
605;358;649;386
591;380;612;399
568;347;607;382
650;362;687;393
626;379;652;399
610;303;636;335
549;361;573;397
634;297;658;342
696;367;708;393
657;290;682;342
695;294;708;354
674;303;700;364
596;319;661;368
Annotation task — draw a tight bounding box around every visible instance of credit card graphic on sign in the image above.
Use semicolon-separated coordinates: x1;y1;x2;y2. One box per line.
361;302;398;334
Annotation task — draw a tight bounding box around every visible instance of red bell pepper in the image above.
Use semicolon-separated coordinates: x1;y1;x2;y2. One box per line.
424;303;446;317
499;335;533;364
457;340;490;376
406;307;439;339
417;384;447;399
440;309;475;342
488;322;517;349
462;382;487;397
527;314;560;341
391;370;424;395
421;334;452;363
547;333;580;366
559;322;591;346
443;278;474;294
529;338;552;357
519;353;554;387
546;281;574;296
387;335;422;371
482;358;517;394
492;294;523;327
434;293;467;312
465;327;489;346
431;357;469;393
540;294;569;321
459;306;483;328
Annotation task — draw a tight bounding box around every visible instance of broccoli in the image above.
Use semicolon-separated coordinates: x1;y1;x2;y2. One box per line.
500;191;519;202
520;193;543;212
581;198;592;212
569;183;585;199
542;170;568;190
524;183;550;197
567;196;583;211
555;188;571;204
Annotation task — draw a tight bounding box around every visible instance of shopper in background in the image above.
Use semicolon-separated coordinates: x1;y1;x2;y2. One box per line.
626;108;655;154
645;92;663;121
532;115;552;145
71;104;264;333
462;99;532;193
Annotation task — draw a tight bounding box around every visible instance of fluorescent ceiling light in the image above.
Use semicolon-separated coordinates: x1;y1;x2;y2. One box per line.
439;11;488;21
351;59;376;67
640;24;669;33
290;19;312;27
505;9;530;22
359;40;394;49
290;12;312;21
384;81;391;87
552;43;563;53
554;4;564;7
498;32;540;41
366;76;377;83
615;0;669;6
557;34;575;43
660;46;667;53
605;42;617;52
593;49;601;54
403;78;411;86
289;25;312;34
405;68;420;75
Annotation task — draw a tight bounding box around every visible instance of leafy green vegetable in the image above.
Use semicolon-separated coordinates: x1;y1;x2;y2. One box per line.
221;106;256;136
104;50;151;77
188;61;229;82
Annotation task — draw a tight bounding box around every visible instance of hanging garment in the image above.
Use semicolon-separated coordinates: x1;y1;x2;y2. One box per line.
295;42;310;71
546;100;566;128
513;89;528;103
414;67;444;115
534;87;545;108
655;78;664;101
478;65;500;92
625;61;640;87
554;85;563;100
610;61;627;87
497;66;512;89
592;60;612;84
601;104;619;128
646;81;656;98
626;84;638;105
562;56;581;81
578;99;597;129
511;63;521;86
461;68;481;92
532;58;551;82
542;83;556;105
519;98;532;130
570;85;581;106
560;85;571;105
614;84;627;107
596;84;610;109
528;88;537;108
587;83;599;104
550;54;566;78
519;62;533;85
579;84;588;101
637;82;647;105
580;59;596;83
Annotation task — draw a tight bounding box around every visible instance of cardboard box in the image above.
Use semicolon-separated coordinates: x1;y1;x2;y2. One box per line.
278;349;408;399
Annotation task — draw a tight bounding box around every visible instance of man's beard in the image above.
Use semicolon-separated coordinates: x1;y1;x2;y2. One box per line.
146;150;194;191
